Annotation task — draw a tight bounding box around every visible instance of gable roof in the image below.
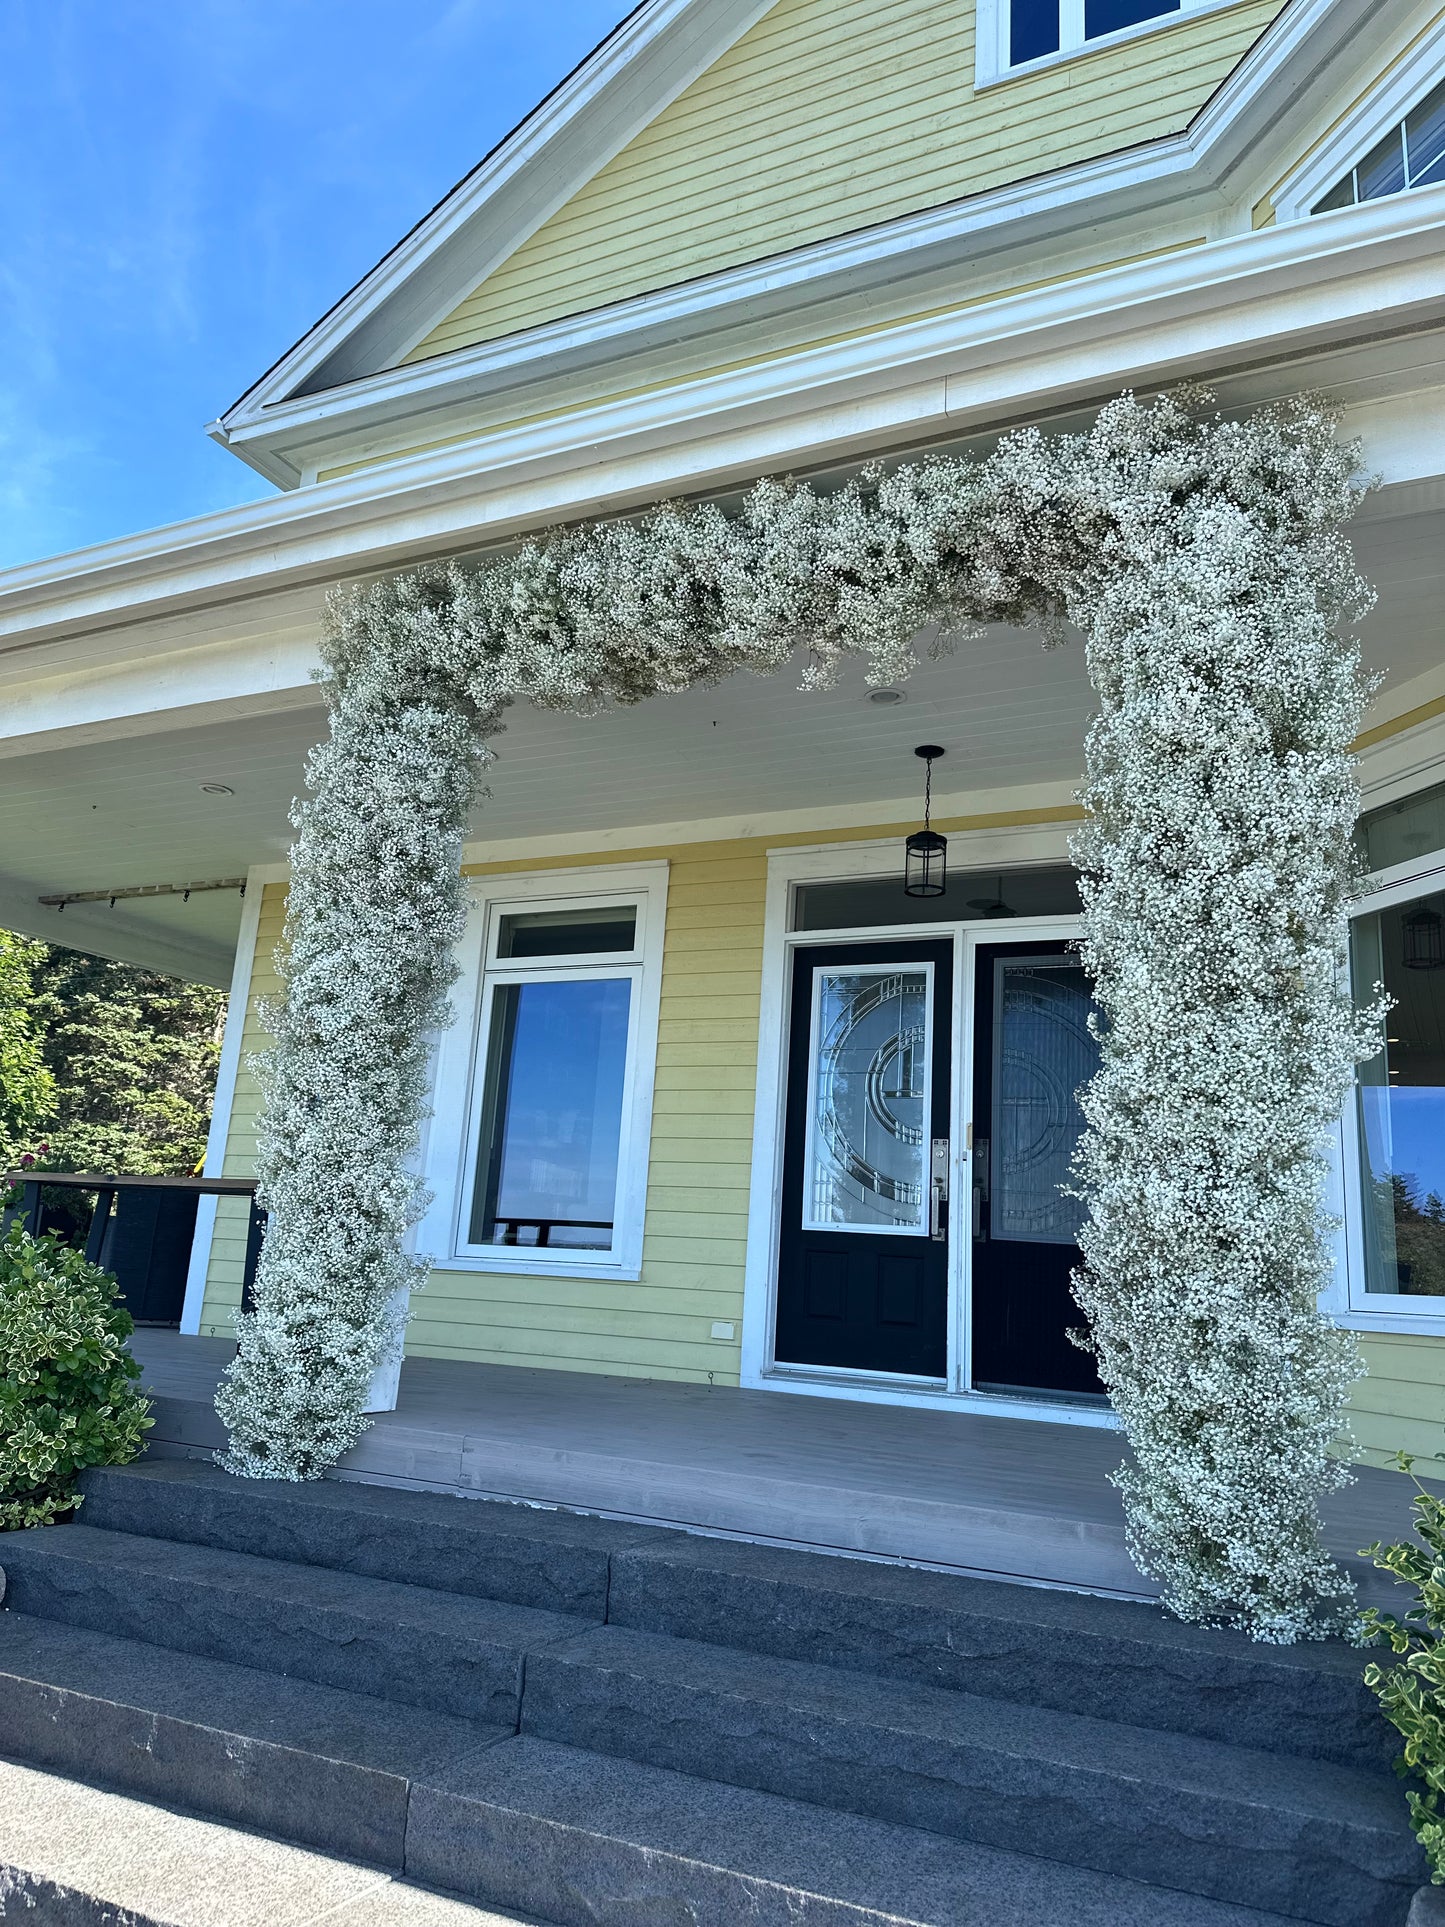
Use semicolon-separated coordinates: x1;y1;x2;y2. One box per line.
212;0;1422;489
221;0;778;426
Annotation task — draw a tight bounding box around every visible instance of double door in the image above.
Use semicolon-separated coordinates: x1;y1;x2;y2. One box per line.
773;933;1103;1399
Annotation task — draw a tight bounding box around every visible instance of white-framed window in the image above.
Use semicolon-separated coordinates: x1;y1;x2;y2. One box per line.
417;862;667;1281
1311;75;1445;216
1273;19;1445;223
1336;780;1445;1329
974;0;1234;89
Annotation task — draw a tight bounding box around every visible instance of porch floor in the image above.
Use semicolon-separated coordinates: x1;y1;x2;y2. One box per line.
131;1331;1429;1609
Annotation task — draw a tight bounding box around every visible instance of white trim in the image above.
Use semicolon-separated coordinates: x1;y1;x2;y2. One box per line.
6;189;1444;652
974;0;1243;91
220;0;780;419
179;868;266;1334
416;861;668;1282
1275;12;1445;221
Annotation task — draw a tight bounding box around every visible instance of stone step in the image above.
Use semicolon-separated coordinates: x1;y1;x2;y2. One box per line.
520;1623;1422;1927
0;1756;531;1927
0;1523;584;1724
0;1613;507;1867
608;1529;1391;1770
406;1732;1323;1927
77;1459;651;1617
0;1613;1324;1927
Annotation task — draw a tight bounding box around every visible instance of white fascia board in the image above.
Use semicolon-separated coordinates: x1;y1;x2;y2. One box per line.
3;193;1444;669
221;0;779;425
0;638;322;757
218;0;1400;487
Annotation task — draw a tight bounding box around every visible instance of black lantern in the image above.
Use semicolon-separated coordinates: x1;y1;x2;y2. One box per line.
1404;905;1445;970
904;745;947;898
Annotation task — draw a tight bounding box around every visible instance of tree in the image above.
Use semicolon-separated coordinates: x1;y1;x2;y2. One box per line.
27;945;225;1178
0;932;53;1169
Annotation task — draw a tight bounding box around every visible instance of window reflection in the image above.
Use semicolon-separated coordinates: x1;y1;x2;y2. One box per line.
1352;894;1445;1295
471;977;632;1250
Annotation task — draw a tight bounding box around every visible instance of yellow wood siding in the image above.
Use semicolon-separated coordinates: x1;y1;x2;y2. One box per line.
1352;1334;1445;1471
405;0;1281;364
197;883;285;1337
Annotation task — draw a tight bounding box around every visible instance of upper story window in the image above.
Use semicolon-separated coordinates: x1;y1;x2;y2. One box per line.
1312;75;1445;214
1003;0;1195;74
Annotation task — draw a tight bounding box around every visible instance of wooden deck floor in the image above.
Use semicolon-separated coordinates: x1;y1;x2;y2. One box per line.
131;1330;1429;1607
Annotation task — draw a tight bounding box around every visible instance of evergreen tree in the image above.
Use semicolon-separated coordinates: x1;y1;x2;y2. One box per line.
27;945;225;1177
0;933;53;1169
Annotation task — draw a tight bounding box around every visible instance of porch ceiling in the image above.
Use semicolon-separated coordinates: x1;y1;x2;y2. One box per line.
1;488;1441;986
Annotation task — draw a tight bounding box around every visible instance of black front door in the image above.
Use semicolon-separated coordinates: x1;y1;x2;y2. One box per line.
969;940;1104;1398
774;941;952;1379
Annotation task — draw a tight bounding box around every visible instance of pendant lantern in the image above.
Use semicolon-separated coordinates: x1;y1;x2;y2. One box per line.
904;745;947;899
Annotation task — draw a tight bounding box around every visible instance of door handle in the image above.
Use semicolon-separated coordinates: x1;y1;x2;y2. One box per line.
930;1138;949;1243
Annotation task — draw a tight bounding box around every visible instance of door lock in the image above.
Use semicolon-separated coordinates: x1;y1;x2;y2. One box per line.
930;1138;950;1243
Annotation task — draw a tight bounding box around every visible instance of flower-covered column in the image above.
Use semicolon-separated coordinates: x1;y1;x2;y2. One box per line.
1067;400;1377;1639
215;580;489;1479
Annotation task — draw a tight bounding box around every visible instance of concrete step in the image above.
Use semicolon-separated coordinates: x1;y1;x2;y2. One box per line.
0;1756;533;1927
406;1732;1322;1927
521;1623;1422;1927
0;1614;507;1867
77;1459;653;1618
607;1529;1392;1770
0;1523;584;1724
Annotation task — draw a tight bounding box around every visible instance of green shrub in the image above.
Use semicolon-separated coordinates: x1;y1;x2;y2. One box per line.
1363;1454;1445;1881
0;1217;151;1530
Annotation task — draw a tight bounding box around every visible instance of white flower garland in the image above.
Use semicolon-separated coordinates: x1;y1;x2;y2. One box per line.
215;392;1375;1640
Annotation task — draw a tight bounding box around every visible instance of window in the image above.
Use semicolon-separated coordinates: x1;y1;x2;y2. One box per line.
1312;76;1445;215
1342;784;1445;1317
1349;890;1445;1298
792;864;1080;932
431;869;667;1278
987;0;1201;81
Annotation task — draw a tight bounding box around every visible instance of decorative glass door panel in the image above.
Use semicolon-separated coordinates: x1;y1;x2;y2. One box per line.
991;960;1097;1246
804;968;930;1233
971;942;1104;1398
776;941;952;1379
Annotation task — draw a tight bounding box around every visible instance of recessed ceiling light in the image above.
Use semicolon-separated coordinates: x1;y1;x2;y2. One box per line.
867;688;906;706
200;783;235;796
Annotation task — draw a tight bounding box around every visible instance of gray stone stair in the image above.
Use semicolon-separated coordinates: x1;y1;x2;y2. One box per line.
607;1529;1392;1769
0;1459;1426;1926
0;1613;507;1866
77;1459;651;1615
0;1522;584;1723
521;1621;1414;1926
406;1733;1318;1927
0;1615;1308;1926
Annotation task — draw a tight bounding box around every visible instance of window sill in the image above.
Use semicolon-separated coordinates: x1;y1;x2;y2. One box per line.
1339;1308;1445;1339
974;0;1248;93
424;1250;644;1283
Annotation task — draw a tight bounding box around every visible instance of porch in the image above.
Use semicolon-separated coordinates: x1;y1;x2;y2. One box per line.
130;1329;1429;1612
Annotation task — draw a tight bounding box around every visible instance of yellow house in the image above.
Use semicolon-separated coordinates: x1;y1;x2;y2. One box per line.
10;4;1445;1920
5;0;1445;1499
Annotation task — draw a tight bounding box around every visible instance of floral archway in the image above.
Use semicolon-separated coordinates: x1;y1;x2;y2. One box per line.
214;391;1378;1643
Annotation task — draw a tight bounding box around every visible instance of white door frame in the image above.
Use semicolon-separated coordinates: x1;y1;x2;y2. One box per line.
740;828;1117;1429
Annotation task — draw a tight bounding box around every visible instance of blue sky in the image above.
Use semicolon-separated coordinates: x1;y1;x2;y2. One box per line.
0;0;627;571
